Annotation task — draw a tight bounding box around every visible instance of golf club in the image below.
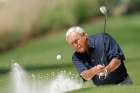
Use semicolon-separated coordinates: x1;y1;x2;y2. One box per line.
99;6;108;80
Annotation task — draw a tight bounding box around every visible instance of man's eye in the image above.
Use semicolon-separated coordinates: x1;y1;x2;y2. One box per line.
71;41;77;45
75;39;79;44
71;38;80;45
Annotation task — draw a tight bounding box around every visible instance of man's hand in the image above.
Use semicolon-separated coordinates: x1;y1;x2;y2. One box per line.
80;69;93;80
80;64;105;80
96;64;105;73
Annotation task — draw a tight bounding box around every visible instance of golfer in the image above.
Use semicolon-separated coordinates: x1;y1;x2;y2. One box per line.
66;26;133;85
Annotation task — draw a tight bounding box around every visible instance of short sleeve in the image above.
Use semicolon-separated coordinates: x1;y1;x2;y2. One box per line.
105;34;125;62
72;53;87;73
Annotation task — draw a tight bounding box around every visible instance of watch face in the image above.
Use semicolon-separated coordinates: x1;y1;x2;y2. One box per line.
98;72;107;80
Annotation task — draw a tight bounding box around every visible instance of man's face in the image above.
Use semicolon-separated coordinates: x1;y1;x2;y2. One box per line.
67;32;88;53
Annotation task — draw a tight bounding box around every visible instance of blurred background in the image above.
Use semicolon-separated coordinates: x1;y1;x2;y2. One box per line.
0;0;140;93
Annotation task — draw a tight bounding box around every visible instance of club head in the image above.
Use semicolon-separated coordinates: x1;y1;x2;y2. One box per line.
99;6;107;15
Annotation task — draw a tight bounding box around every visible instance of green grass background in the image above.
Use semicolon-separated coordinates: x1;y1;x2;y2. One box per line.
0;14;140;93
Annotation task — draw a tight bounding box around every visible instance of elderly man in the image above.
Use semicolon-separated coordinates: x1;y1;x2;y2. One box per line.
66;26;133;85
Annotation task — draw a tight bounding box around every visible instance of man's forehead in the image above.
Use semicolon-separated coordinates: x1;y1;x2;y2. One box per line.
67;32;80;42
69;31;81;37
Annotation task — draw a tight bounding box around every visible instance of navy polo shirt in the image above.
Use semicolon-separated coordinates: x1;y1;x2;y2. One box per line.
72;33;128;85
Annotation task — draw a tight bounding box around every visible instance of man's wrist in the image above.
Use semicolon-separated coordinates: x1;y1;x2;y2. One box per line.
104;68;108;75
104;68;108;73
98;68;108;80
91;66;98;75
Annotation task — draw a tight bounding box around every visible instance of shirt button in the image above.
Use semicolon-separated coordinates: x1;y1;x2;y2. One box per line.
92;59;95;62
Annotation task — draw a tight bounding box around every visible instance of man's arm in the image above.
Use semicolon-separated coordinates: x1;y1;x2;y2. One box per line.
80;57;121;80
105;57;121;73
80;65;105;80
104;33;124;73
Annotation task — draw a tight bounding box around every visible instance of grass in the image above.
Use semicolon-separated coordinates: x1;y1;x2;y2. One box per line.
69;85;140;93
0;14;140;93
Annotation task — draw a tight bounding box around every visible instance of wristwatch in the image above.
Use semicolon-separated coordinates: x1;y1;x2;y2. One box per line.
98;68;108;80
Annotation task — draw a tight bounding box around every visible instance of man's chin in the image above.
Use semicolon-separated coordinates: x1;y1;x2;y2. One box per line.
76;49;86;53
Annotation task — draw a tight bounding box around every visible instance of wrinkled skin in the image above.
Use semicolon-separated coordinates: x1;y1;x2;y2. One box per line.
66;32;88;53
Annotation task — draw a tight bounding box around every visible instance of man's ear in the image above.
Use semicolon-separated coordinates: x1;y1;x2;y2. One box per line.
83;33;88;40
85;33;88;36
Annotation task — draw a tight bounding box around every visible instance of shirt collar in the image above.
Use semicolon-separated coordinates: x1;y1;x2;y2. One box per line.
88;36;95;49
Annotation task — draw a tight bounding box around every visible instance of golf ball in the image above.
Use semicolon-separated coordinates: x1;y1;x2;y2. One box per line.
100;6;107;15
56;54;62;60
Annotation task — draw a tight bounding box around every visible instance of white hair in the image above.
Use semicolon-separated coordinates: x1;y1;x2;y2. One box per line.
66;26;85;38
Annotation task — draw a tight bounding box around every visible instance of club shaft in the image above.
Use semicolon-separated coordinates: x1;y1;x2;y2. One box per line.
101;13;107;66
104;14;107;33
